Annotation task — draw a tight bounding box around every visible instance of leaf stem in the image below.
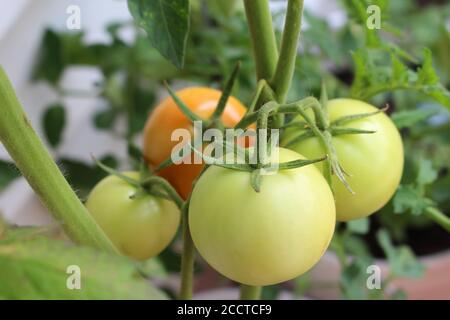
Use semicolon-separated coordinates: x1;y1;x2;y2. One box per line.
0;67;117;253
425;207;450;233
270;0;305;104
243;0;278;82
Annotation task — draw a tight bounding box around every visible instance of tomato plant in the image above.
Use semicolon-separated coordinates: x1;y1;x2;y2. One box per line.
2;0;450;302
189;148;336;286
86;172;180;260
283;99;404;221
143;87;249;199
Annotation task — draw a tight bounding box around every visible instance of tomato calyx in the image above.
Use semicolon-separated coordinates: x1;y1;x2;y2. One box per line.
93;157;185;210
273;85;390;194
164;62;242;131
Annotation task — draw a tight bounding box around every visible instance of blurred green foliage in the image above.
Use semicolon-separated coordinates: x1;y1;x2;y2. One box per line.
0;0;449;299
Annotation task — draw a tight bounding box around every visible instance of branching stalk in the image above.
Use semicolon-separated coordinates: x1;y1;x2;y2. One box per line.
271;0;305;104
243;0;278;82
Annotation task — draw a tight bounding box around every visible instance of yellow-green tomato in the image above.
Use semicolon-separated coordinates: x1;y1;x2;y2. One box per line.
283;98;404;221
86;172;180;260
189;148;336;286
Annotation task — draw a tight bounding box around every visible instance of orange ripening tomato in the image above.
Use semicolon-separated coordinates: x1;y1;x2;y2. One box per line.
143;87;251;199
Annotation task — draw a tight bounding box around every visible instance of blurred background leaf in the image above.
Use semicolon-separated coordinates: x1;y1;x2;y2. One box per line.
42;103;65;148
0;227;167;299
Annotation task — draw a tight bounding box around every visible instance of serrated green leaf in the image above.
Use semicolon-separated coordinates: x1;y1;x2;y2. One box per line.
393;185;434;216
416;158;438;187
0;235;167;299
42;104;66;148
351;48;450;110
417;48;439;85
391;54;407;83
128;0;190;69
391;108;438;129
377;229;424;278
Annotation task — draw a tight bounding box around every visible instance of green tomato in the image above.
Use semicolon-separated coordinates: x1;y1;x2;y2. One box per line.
189;148;336;286
283;98;404;221
86;172;180;260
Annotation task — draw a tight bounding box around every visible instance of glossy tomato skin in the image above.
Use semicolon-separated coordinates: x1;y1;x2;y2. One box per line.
189;148;336;286
143;87;248;199
283;98;404;221
86;172;180;260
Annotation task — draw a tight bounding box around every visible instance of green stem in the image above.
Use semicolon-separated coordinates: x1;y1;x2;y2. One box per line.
248;80;269;114
256;101;280;167
0;67;117;253
140;176;184;209
243;0;278;82
270;0;305;104
211;61;241;121
141;175;195;300
179;201;195;299
239;285;262;300
425;207;450;233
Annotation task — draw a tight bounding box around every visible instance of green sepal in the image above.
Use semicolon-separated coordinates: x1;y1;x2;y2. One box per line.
211;61;241;121
332;106;388;126
165;82;206;124
330;127;377;136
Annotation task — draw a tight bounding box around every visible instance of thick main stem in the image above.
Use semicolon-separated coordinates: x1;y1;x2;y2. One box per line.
0;67;117;253
243;0;278;82
271;0;305;104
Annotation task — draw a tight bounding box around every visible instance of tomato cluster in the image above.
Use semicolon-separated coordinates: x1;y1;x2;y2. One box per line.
85;87;403;286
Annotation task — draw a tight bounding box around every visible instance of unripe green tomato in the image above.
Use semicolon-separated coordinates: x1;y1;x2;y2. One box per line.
86;172;180;260
283;98;404;221
189;148;336;286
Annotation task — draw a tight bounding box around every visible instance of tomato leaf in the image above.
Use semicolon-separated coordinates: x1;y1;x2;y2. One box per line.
93;108;117;130
391;108;439;129
351;47;450;110
340;261;369;300
0;232;167;299
416;158;438;187
128;0;190;69
393;158;438;216
346;218;369;235
377;229;424;278
137;258;168;279
42;104;66;148
393;185;434;216
32;29;64;84
0;160;20;192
